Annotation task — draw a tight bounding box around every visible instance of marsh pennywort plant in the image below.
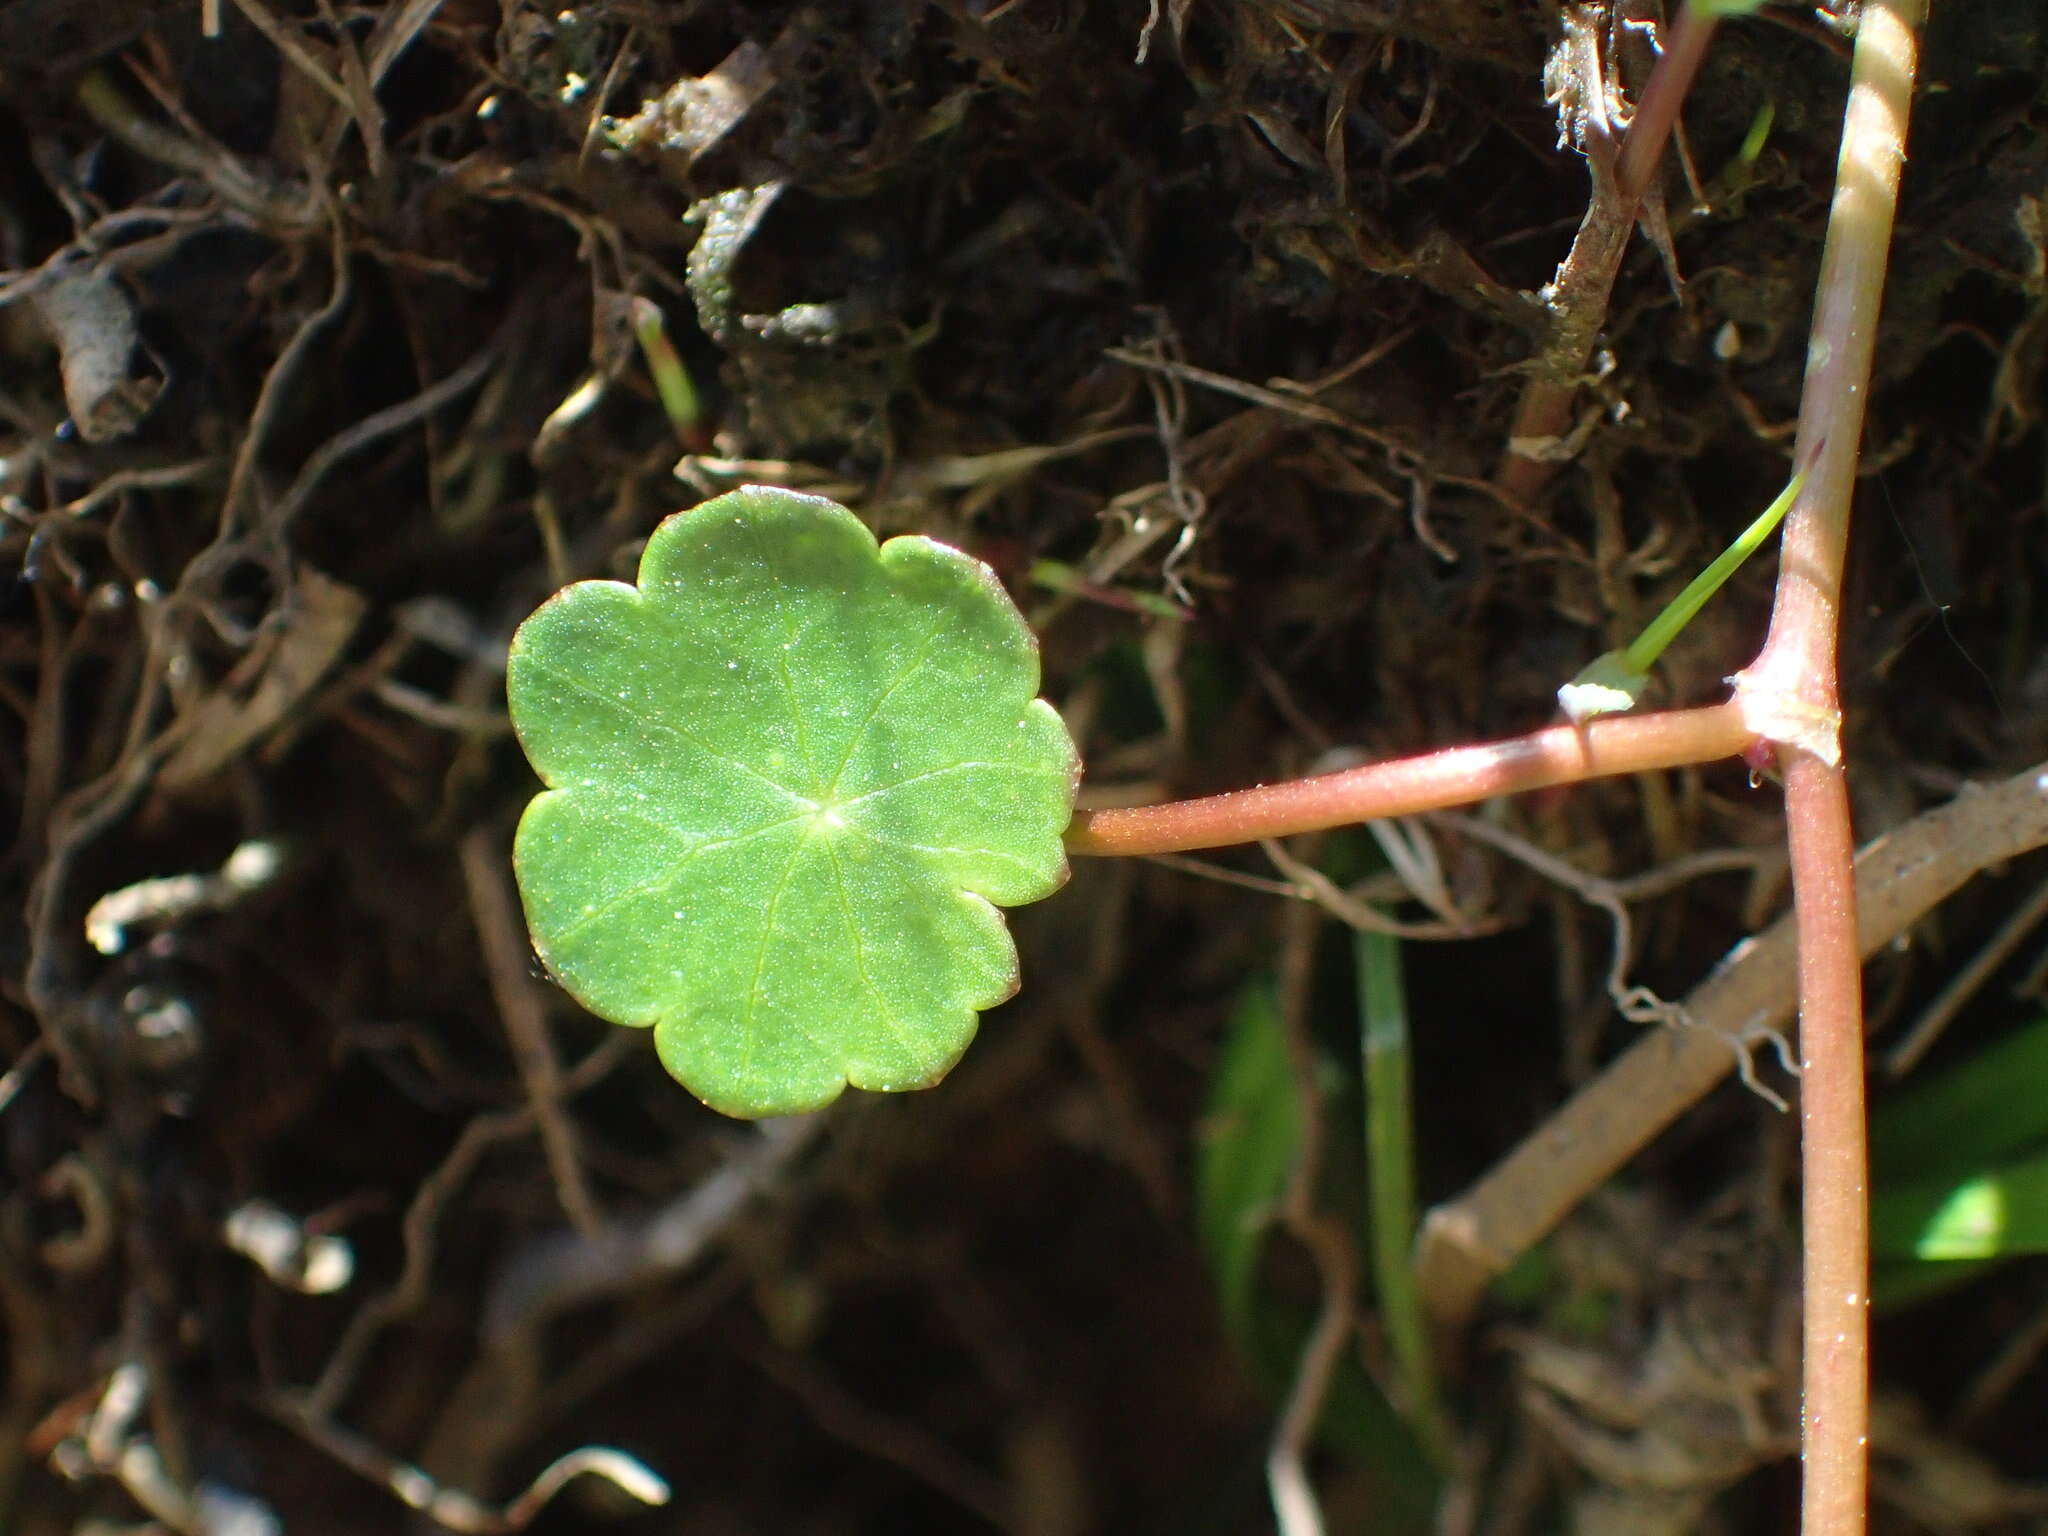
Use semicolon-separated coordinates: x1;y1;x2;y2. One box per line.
505;481;1792;1119
506;14;1925;1525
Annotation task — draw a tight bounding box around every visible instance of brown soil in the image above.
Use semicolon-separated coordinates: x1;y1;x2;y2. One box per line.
2;2;2045;1532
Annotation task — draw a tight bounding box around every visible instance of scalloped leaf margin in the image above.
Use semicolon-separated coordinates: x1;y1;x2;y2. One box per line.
507;485;1080;1117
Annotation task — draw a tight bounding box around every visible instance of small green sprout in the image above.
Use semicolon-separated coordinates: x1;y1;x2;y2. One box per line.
629;296;702;443
1558;466;1807;724
1737;99;1776;168
507;486;1080;1118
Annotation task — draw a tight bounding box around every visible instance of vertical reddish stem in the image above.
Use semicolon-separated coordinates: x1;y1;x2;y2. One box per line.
1784;753;1867;1533
1731;3;1925;1530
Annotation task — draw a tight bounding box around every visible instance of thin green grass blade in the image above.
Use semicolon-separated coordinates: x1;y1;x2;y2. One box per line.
1355;930;1454;1469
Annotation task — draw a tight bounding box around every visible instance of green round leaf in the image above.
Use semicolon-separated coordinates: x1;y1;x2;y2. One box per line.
507;486;1080;1118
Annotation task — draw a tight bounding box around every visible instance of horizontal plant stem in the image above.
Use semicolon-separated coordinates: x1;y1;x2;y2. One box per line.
1066;701;1752;856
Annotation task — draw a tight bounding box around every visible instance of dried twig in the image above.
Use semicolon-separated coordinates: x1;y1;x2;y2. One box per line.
272;1404;668;1533
1495;3;1720;503
481;1114;822;1341
1437;809;1795;1108
262;341;499;544
460;826;603;1239
1265;879;1358;1536
1884;871;2048;1078
1415;760;2048;1344
1261;837;1490;940
304;1036;636;1418
749;1344;1011;1529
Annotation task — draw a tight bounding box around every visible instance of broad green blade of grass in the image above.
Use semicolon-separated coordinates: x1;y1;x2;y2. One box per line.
1873;1150;2048;1260
1195;973;1440;1530
1872;1017;2048;1179
1195;979;1302;1347
1870;1019;2048;1300
1871;1257;1996;1311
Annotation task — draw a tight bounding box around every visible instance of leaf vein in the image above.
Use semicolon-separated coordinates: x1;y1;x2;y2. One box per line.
822;838;924;1066
739;833;821;1086
544;810;810;949
840;822;1043;881
839;759;1069;810
521;652;801;803
738;513;825;789
824;609;958;797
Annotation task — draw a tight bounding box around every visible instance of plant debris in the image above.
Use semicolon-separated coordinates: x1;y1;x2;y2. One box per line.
1;1;2044;1530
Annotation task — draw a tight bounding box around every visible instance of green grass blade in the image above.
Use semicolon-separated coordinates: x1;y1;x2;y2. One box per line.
1874;1150;2048;1260
1617;468;1806;678
1195;980;1303;1348
1355;930;1454;1469
1872;1017;2048;1179
1558;465;1808;723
